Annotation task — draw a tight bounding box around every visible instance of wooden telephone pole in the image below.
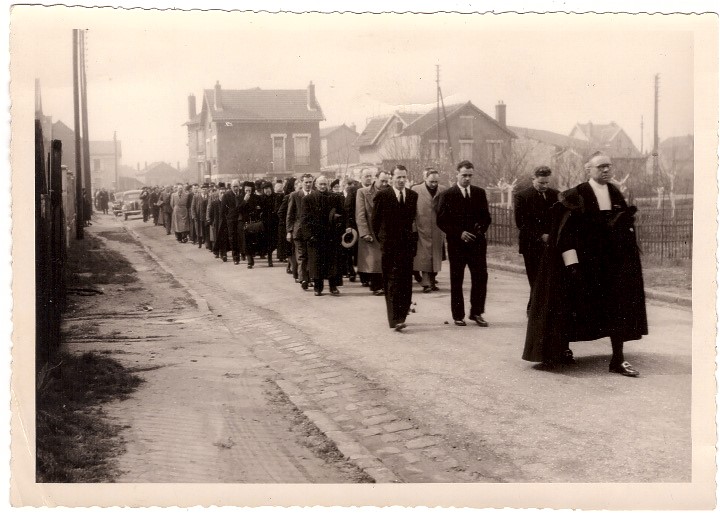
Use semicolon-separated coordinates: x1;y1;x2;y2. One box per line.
73;29;84;239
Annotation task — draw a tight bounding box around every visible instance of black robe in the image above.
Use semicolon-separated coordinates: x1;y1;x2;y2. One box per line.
523;182;648;362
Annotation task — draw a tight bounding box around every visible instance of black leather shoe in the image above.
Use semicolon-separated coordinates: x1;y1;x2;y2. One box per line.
314;291;323;296
422;286;432;293
560;349;576;364
454;319;467;326
609;361;640;377
349;275;357;282
469;314;489;327
329;288;340;296
234;260;239;265
247;264;254;269
268;261;274;267
431;285;440;292
394;322;407;331
221;255;227;262
373;289;385;296
301;281;309;290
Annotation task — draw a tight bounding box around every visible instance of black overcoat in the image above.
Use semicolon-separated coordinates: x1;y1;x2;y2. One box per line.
522;182;648;362
300;190;345;280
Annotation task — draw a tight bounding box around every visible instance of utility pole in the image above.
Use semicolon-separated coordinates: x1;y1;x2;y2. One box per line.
436;64;440;164
652;73;660;176
113;131;118;191
73;29;84;239
80;29;92;196
640;116;644;154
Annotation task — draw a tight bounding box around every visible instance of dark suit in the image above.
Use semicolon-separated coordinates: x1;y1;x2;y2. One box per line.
514;185;559;308
221;191;245;263
372;187;418;328
343;184;362;279
191;192;210;248
286;189;311;283
436;184;492;321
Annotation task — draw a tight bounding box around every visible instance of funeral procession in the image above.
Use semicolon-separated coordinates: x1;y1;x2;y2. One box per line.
21;10;707;502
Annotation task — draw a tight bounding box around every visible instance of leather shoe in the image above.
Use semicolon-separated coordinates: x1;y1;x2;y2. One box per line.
431;285;440;292
221;256;227;262
301;281;309;290
469;314;489;327
560;349;576;364
422;286;432;293
349;275;357;282
247;264;254;269
314;291;323;296
609;361;640;377
329;288;340;296
234;260;239;265
394;322;407;331
373;289;385;296
453;319;467;326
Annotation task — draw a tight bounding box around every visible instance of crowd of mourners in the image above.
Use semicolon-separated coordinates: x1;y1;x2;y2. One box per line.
101;153;649;378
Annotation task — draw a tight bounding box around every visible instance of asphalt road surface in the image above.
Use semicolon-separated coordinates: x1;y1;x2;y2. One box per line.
124;214;691;483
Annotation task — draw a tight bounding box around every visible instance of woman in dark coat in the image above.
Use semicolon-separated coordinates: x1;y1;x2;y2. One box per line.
241;181;265;269
523;154;647;377
260;181;283;267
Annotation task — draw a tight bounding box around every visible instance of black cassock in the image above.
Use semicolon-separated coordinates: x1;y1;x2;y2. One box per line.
523;182;648;363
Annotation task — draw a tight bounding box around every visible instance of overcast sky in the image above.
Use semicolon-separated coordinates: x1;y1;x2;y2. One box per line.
13;7;697;169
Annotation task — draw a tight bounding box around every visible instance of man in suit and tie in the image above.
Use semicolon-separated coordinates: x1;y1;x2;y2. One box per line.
514;165;560;312
436;160;492;327
286;173;315;290
221;179;245;265
372;165;418;331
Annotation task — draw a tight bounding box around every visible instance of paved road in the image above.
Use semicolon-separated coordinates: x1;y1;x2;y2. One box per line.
127;215;691;482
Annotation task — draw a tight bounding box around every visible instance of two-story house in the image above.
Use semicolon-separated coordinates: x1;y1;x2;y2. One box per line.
320;123;360;171
186;81;325;183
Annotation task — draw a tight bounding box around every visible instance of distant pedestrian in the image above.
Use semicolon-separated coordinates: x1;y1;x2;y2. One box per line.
514;165;559;312
286;173;314;289
140;187;151;223
356;169;389;295
411;167;446;293
435;160;491;327
159;185;173;234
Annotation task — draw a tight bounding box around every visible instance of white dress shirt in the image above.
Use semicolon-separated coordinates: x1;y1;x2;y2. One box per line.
393;186;406;202
459;185;470;198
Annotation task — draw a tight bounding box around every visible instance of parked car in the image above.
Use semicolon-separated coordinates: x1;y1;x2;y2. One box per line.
112;192;124;217
119;189;143;220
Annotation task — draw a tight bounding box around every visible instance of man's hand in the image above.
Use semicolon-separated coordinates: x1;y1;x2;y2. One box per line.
286;232;292;242
460;231;477;243
244;193;251;201
362;234;373;243
345;227;353;234
541;234;549;243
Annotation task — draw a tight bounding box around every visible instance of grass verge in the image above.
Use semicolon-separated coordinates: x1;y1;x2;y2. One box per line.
36;351;143;482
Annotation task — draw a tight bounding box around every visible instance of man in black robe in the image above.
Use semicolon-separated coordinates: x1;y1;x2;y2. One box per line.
522;153;648;377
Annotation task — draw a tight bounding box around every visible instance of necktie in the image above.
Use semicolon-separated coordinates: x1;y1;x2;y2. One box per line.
399;190;405;206
463;187;469;199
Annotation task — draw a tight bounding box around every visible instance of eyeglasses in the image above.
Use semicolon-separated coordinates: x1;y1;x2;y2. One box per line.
596;164;612;169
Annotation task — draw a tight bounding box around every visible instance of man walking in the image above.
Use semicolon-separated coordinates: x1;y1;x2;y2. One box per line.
522;153;647;376
514;165;559;312
221;179;245;265
159;185;173;235
436;160;491;327
356;169;389;295
411;167;446;293
192;183;210;249
286;173;314;289
372;165;418;331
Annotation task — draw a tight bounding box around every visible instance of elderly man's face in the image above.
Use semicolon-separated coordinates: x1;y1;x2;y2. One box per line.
315;177;329;192
375;172;389;189
231;183;240;194
588;156;613;185
361;170;374;187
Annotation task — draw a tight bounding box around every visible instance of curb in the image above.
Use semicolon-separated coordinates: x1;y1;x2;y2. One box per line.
121;222;399;483
486;259;691;309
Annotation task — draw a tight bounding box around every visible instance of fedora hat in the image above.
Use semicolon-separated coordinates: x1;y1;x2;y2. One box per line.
341;228;358;249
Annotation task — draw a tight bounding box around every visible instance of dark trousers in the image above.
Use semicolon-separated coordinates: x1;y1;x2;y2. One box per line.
448;241;488;321
152;206;160;225
288;240;298;279
381;250;414;328
142;205;150;222
195;219;207;247
228;225;241;262
522;249;541;311
314;275;341;293
162;211;172;235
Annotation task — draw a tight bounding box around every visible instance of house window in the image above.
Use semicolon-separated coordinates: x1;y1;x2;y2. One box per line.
459;140;473;161
429;140;448;160
272;134;287;173
460;116;474;139
486;140;504;165
294;134;311;166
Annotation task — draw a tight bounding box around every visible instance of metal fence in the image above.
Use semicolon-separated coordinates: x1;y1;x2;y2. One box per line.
487;203;693;260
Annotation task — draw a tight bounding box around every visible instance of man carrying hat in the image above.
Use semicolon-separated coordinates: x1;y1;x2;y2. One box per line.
522;153;648;376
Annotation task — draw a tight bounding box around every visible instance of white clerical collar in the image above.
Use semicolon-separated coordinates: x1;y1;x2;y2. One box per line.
589;178;608;190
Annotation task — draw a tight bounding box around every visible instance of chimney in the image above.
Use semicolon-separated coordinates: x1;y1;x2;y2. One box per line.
307;81;317;111
214;81;222;111
495;101;506;129
188;94;196;120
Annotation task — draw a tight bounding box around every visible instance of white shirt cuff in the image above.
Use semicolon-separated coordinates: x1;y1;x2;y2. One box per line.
562;250;579;266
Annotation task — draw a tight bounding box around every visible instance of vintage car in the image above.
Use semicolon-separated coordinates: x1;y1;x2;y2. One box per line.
119;189;143;220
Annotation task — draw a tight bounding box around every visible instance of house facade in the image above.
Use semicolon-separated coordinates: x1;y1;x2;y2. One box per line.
356;102;516;186
186;81;324;183
320;123;360;170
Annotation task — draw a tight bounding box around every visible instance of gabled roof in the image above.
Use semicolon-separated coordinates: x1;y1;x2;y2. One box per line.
571;122;642;158
320;123;359;138
509;126;588;151
402;101;517;139
203;87;324;122
355;112;423;148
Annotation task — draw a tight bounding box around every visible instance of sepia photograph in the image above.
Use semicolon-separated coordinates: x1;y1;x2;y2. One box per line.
8;3;718;509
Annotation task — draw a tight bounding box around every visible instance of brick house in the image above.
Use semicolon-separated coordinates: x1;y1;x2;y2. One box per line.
186;81;324;183
355;101;516;186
